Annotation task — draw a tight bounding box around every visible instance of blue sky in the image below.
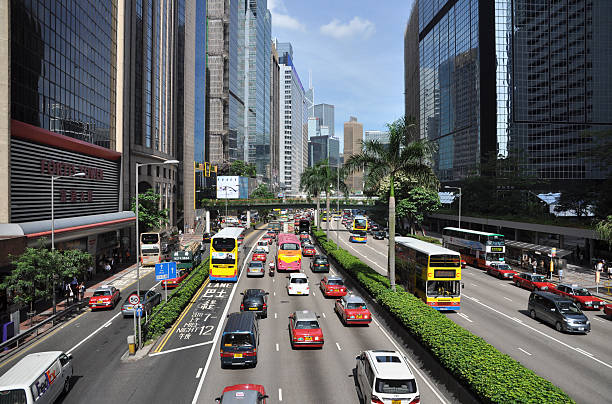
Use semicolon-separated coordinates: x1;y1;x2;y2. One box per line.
269;0;416;150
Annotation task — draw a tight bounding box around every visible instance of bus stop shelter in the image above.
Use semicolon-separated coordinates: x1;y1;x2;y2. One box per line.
505;240;572;274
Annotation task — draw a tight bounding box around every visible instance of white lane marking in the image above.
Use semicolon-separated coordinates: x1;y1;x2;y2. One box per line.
593;317;606;323
103;321;112;328
511;317;523;324
336;342;342;351
471;283;478;287
191;232;265;404
274;312;278;319
463;294;612;370
372;317;449;404
518;348;532;356
457;313;473;323
278;388;283;401
312;291;315;297
273;291;276;296
575;348;594;357
196;367;203;378
503;297;512;301
67;311;121;354
322;312;326;318
276;343;279;352
150;341;214;356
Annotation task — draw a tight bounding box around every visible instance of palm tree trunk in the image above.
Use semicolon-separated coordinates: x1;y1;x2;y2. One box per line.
316;197;321;227
388;176;396;291
325;190;330;239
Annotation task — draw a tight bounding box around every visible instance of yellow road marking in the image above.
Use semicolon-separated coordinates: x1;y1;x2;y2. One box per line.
153;277;211;353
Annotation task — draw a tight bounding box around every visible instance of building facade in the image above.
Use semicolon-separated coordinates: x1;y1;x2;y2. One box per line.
270;40;280;191
407;0;612;184
277;41;307;196
344;116;364;193
364;130;390;145
313;103;335;137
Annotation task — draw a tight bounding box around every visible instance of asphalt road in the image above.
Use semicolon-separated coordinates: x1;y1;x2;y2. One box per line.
326;220;612;404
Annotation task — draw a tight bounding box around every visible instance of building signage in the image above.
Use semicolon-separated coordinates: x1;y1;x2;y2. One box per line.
216;176;240;199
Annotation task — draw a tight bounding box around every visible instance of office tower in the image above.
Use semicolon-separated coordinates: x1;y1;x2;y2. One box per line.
307;117;320;140
244;1;272;183
0;0;136;265
406;0;612;184
270;40;280;191
344;116;364;193
277;40;307;196
313;103;335;137
364;130;390;146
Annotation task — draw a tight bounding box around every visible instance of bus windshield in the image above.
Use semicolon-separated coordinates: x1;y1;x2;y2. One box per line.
354;219;367;229
429;254;460;267
141;233;160;244
212;238;236;252
427;280;460;297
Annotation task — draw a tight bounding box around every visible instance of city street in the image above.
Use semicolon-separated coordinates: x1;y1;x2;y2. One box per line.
326;220;612;404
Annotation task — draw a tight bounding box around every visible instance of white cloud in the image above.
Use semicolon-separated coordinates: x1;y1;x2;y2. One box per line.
320;17;375;39
268;0;306;31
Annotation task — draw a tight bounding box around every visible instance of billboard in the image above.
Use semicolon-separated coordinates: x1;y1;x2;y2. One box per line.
217;176;240;199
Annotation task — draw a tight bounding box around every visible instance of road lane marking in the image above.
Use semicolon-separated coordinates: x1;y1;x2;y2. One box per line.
196;368;203;378
312;291;315;296
322;312;326;318
457;313;473;323
575;348;593;357
518;348;532;356
278;388;283;401
272;278;275;283
103;321;112;328
503;297;512;301
276;343;279;351
191;231;265;404
593;317;606;323
372;318;449;404
471;283;478;287
463;294;612;370
511;317;523;324
66;311;122;354
273;291;276;296
336;342;342;351
274;313;277;319
150;340;214;356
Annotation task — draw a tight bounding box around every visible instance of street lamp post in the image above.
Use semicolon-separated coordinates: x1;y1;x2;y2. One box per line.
135;159;179;348
444;186;462;228
51;172;85;316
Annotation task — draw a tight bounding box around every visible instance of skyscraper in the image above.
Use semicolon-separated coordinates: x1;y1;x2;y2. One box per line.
277;40;307;196
406;0;612;185
344;116;364;193
270;40;280;191
313;103;335;137
364;130;390;146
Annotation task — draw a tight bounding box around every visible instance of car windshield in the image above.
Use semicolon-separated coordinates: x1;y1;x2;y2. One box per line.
573;288;592;296
258;241;267;245
281;243;300;250
531;275;547;282
291;278;307;284
347;302;367;309
295;320;319;329
315;259;328;265
495;264;511;270
327;279;343;285
93;290;111;297
249;262;263;268
375;378;417;394
557;302;582;314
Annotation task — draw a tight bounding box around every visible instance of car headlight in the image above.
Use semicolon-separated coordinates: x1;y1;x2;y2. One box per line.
586;320;590;324
350;315;355;319
584;301;592;305
540;286;548;290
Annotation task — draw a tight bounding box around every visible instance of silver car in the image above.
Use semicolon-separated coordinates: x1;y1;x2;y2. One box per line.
247;261;265;277
121;289;162;317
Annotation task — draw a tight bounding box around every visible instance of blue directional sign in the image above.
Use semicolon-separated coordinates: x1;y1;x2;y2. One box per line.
155;261;177;281
135;305;143;317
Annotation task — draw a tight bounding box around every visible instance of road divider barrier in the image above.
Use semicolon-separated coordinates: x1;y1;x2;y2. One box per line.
312;227;575;404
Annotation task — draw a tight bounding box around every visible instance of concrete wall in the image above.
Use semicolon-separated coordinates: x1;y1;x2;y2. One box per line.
0;1;10;223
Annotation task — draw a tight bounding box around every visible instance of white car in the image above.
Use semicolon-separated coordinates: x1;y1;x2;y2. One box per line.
256;240;270;254
356;350;419;404
287;273;310;296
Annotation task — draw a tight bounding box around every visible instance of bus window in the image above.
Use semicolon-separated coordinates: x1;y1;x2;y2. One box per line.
141;233;160;244
212;238;236;252
280;243;300;250
426;281;460;297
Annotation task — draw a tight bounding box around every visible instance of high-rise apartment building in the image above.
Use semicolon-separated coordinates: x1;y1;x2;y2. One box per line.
277;40;307;196
313;103;335;137
270;40;280;191
344;116;364;193
406;0;612;184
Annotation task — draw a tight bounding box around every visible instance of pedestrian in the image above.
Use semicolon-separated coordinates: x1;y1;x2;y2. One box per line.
87;265;94;281
531;259;537;273
104;261;111;274
79;282;86;302
597;260;604;273
607;262;612;280
70;277;78;302
64;282;71;303
558;267;564;281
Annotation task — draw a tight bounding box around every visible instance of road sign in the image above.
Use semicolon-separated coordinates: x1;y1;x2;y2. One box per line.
129;294;140;305
551;247;557;257
155;261;177;281
135;304;143;317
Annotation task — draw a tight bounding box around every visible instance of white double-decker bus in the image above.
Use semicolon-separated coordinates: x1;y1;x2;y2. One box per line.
441;227;505;269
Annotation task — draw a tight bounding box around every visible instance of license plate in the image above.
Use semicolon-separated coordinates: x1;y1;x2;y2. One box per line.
392;401;401;404
297;292;302;294
248;307;257;311
305;336;312;341
578;327;584;331
234;353;243;358
98;299;104;303
356;315;362;319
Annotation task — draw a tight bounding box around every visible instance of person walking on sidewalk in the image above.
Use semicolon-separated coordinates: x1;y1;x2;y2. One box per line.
79;282;86;302
558;267;564;281
597;260;604;273
70;277;79;303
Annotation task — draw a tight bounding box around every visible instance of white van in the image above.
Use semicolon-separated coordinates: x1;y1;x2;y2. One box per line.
0;351;73;404
355;350;419;404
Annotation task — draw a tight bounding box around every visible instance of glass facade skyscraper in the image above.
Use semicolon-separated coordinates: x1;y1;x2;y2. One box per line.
408;0;612;184
313;103;335;137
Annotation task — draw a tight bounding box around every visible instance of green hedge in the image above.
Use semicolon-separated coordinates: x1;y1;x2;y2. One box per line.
312;228;574;404
142;260;210;342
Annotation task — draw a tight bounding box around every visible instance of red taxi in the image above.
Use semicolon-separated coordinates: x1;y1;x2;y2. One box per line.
461;258;467;269
320;275;348;297
88;285;121;310
289;310;324;349
551;284;604;310
486;262;517;280
215;384;268;403
252;247;267;262
302;244;316;257
262;235;273;245
237;235;245;246
335;294;372;325
512;272;556;291
161;270;188;288
299;233;310;242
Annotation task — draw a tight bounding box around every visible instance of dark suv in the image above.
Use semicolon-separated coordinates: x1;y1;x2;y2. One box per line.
240;289;269;318
310;255;330;273
528;291;590;334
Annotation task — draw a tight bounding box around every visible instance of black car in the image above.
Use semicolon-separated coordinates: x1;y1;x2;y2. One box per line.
310;255;330;273
202;232;213;243
373;231;386;240
240;289;269;318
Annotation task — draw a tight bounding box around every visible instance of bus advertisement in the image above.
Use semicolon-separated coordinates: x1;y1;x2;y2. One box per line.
276;233;302;272
441;227;505;269
209;227;244;281
395;237;462;311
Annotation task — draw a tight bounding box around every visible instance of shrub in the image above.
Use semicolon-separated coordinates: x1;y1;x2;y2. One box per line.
311;228;574;404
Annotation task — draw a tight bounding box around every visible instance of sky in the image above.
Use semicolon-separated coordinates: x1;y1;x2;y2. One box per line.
268;0;416;151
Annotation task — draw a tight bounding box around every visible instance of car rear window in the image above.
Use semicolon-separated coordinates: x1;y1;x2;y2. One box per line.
249;262;263;268
376;355;401;363
222;333;253;348
93;290;111;297
375;378;417;394
291;278;307;284
327;279;343;285
0;389;27;404
295;320;319;329
347;302;366;309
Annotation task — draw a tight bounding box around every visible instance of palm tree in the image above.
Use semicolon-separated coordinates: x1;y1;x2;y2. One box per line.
317;160;348;239
343;116;438;290
300;165;323;227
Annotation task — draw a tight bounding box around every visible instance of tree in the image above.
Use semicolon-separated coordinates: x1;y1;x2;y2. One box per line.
300;165;324;227
554;188;595;217
344;116;438;290
131;188;169;232
596;216;612;247
396;187;441;234
251;184;274;199
229;160;257;178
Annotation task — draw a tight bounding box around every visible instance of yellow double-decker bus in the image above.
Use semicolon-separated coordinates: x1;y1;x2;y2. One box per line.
395;237;462;311
209;227;243;282
352;215;368;232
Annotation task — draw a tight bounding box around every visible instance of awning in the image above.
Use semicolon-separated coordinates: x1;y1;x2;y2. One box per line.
0;211;135;244
505;240;572;258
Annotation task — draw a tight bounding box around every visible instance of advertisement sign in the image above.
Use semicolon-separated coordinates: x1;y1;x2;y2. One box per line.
217;176;240;199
